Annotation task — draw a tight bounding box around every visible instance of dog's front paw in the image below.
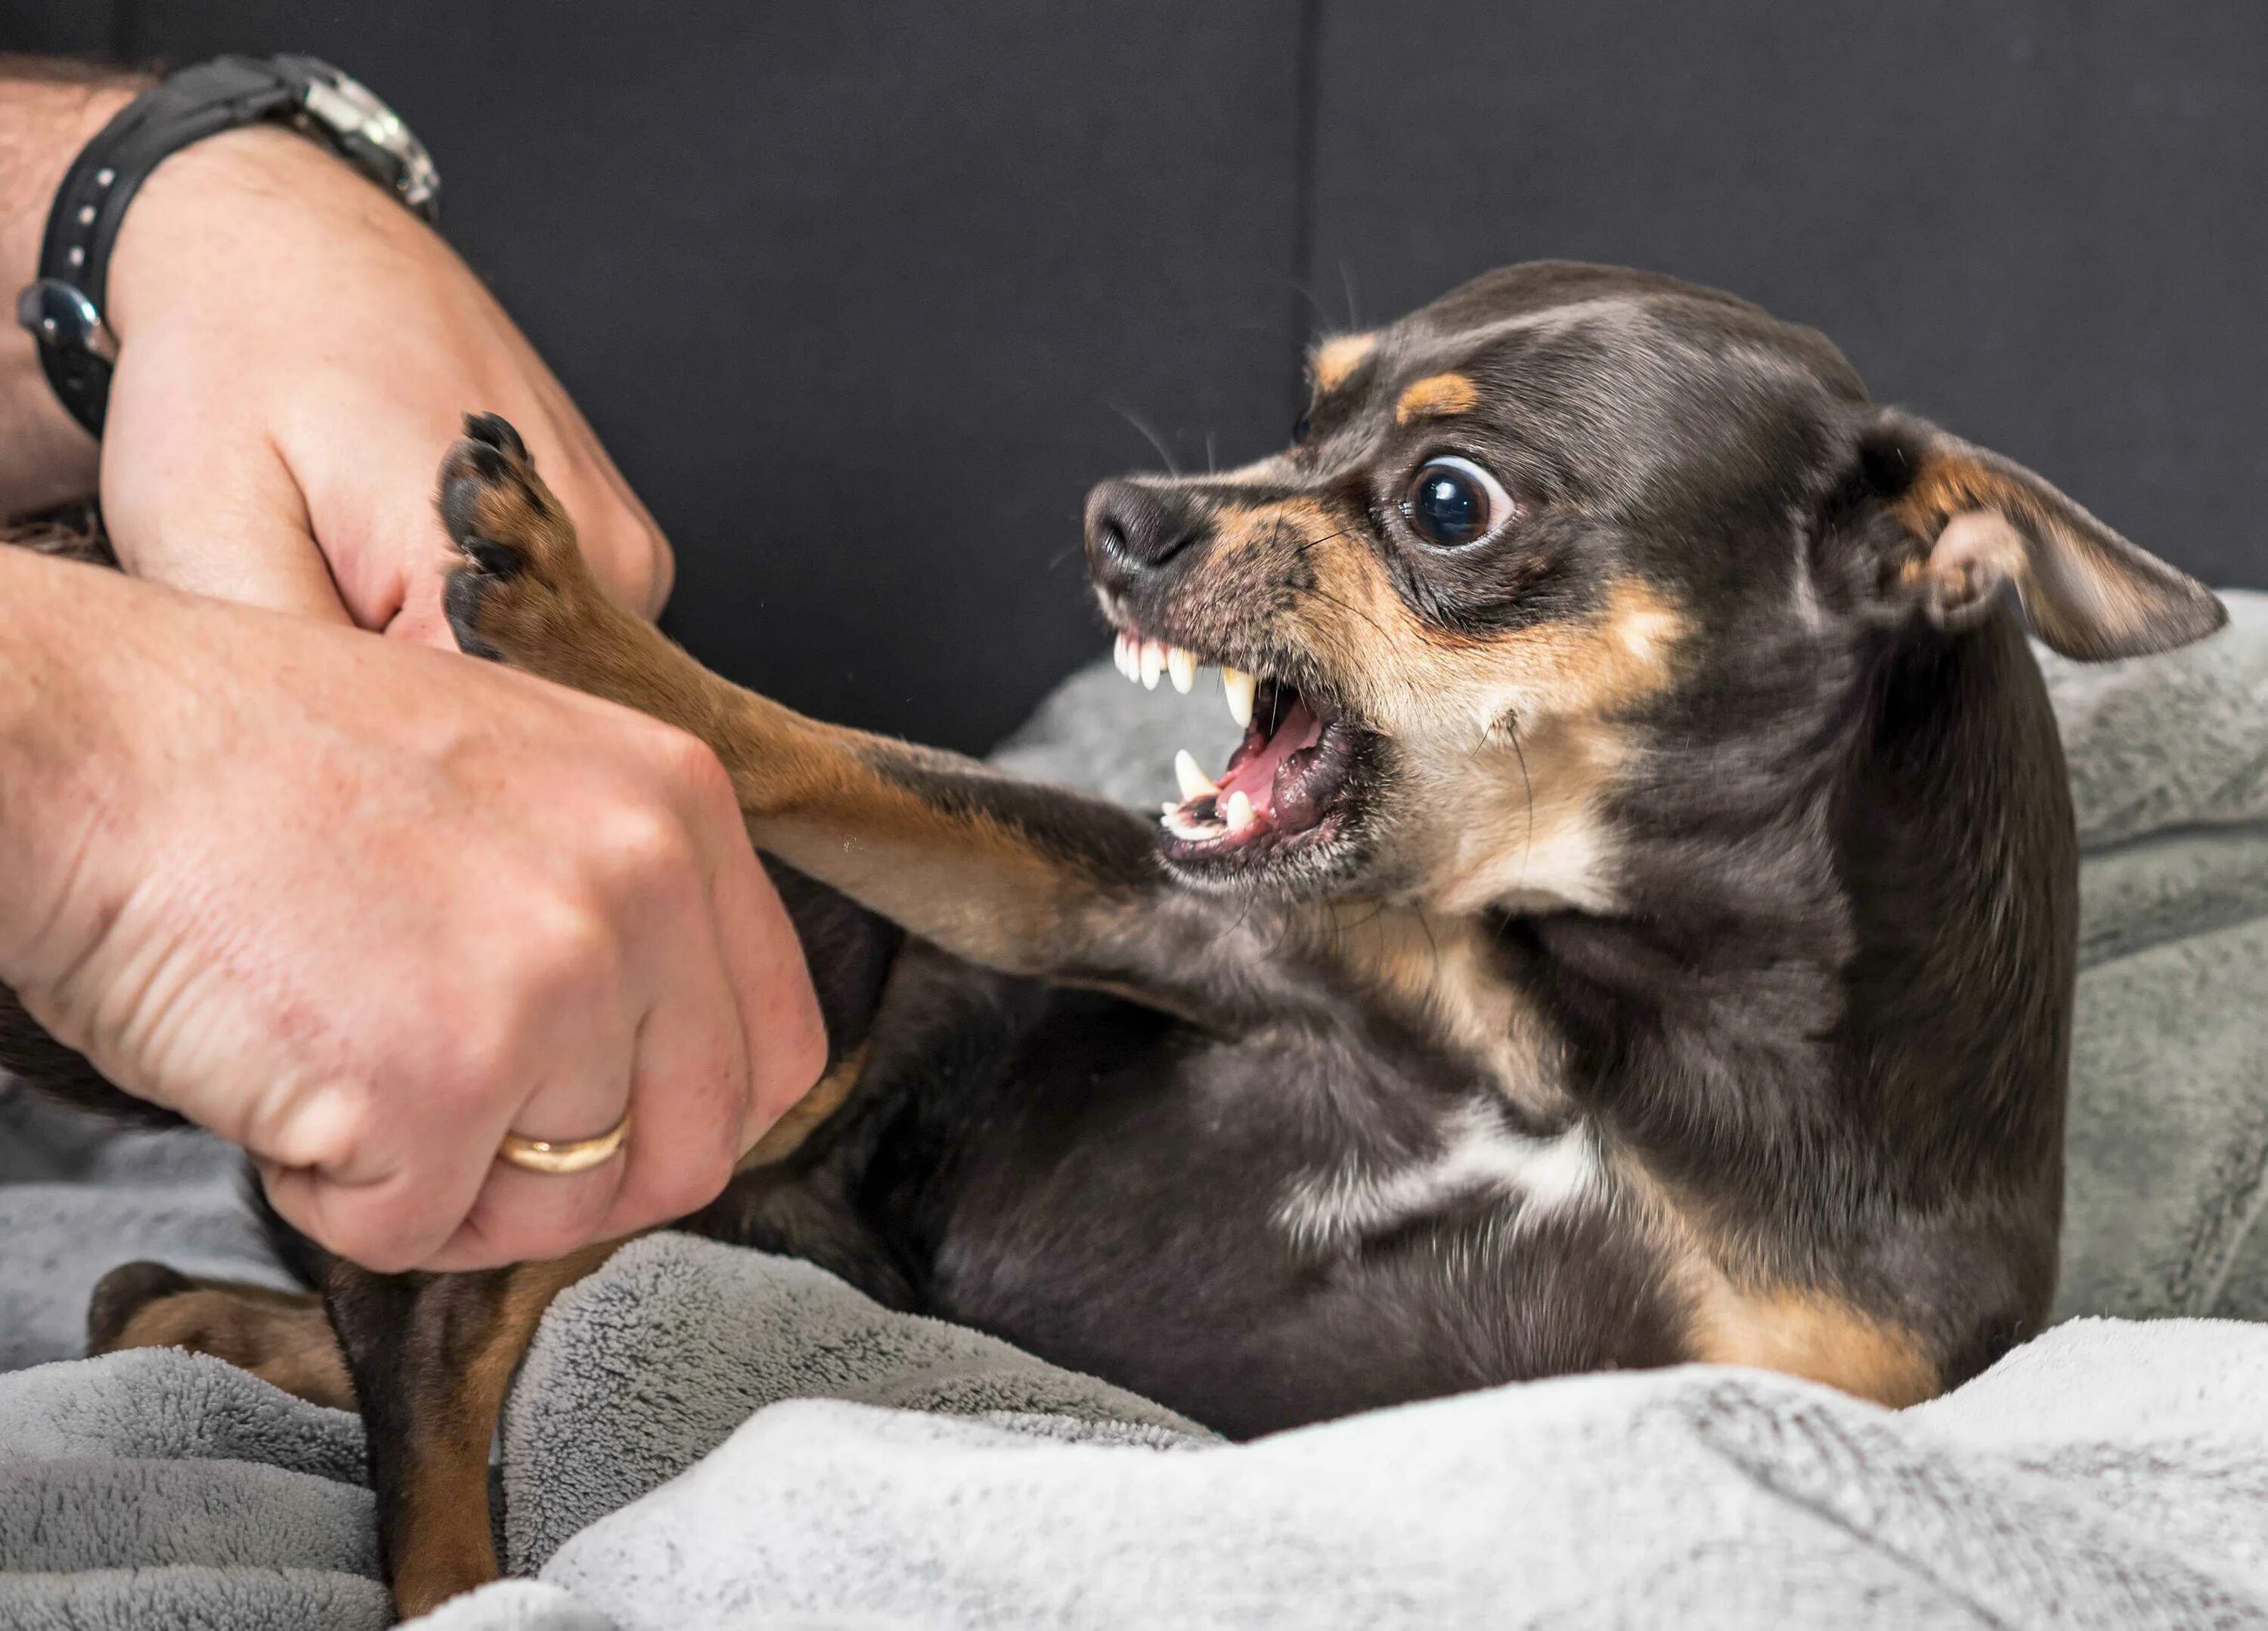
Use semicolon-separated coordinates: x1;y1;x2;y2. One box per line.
438;413;596;669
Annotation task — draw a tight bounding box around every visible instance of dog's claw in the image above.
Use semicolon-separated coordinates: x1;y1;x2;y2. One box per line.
461;412;528;460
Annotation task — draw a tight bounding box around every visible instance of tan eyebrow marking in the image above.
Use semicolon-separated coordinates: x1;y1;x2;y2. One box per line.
1311;333;1378;393
1395;373;1479;424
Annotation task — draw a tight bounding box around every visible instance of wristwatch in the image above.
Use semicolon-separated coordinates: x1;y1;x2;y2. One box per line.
14;54;440;440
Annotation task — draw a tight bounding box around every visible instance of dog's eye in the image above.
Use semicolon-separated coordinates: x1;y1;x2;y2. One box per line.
1402;456;1512;548
1291;413;1313;445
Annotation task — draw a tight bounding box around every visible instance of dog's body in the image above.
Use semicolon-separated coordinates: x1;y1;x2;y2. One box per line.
8;263;2226;1614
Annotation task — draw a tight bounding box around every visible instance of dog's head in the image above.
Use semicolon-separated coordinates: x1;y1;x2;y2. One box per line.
1086;262;2224;909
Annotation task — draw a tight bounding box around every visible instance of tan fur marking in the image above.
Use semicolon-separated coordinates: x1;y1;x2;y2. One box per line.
1613;1156;1941;1408
1885;450;2188;659
740;1043;867;1169
1687;1284;1940;1407
1888;458;2033;542
1161;482;1690;913
1319;903;1568;1114
1311;333;1377;393
392;1241;624;1618
1395;373;1479;423
98;1286;355;1410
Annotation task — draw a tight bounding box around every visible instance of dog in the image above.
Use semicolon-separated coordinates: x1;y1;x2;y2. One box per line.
8;261;2226;1616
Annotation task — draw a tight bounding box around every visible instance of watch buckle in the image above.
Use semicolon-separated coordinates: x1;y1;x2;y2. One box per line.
17;278;117;364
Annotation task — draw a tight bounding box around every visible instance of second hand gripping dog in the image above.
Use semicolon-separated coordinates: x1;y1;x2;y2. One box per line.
77;262;2225;1614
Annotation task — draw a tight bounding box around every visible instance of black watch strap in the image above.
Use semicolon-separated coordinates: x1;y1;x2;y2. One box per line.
16;54;440;440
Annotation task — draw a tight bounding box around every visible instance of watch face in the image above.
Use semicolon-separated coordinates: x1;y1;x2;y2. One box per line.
300;67;441;220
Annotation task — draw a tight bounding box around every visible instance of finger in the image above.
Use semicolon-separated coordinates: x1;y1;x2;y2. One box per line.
259;1150;481;1276
233;1068;493;1273
689;775;826;1147
306;388;660;649
483;284;673;618
593;940;751;1242
425;1045;639;1272
520;361;672;617
99;348;355;625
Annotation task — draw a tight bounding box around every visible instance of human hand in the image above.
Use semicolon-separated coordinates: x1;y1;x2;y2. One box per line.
99;119;668;645
0;554;824;1272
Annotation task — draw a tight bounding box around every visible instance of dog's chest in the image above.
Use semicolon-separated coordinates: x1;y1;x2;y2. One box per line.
898;997;1653;1434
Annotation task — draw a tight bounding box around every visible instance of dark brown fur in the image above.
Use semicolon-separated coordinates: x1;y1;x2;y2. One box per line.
12;264;2224;1617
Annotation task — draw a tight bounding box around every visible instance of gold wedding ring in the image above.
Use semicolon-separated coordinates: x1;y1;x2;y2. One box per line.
497;1110;631;1175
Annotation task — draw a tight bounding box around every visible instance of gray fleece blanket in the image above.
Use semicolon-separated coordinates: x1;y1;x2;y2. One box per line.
4;594;2266;1629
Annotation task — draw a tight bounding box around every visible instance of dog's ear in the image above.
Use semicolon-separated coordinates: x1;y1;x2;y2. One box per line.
1860;409;2225;661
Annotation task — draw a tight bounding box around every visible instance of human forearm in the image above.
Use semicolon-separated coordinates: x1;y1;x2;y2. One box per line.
0;58;145;513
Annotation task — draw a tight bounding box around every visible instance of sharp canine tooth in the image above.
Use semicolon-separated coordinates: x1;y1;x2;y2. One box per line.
1223;789;1256;834
1140;641;1164;689
1174;750;1216;800
1222;667;1256;729
1167;646;1196;694
1114;633;1136;680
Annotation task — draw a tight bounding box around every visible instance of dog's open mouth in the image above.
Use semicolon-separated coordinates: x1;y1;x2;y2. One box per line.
1111;632;1365;862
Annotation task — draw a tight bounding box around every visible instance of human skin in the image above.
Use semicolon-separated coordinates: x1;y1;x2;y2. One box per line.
0;61;825;1270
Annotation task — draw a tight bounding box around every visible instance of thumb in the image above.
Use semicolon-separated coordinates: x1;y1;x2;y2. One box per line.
99;383;355;627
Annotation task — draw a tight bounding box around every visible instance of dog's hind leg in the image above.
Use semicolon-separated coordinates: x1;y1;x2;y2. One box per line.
87;1262;357;1409
436;416;1299;1030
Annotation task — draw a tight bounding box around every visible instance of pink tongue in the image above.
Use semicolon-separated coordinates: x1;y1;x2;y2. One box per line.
1219;699;1323;816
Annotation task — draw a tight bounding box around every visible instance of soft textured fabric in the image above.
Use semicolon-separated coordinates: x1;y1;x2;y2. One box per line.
505;1311;2268;1631
3;594;2264;1627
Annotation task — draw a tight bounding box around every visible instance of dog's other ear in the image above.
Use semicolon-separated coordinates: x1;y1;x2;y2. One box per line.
1861;409;2226;661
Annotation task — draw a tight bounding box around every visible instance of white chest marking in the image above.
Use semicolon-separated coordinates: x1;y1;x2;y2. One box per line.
1274;1103;1602;1252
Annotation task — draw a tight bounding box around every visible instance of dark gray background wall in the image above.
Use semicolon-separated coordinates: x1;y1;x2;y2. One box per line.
5;2;2261;751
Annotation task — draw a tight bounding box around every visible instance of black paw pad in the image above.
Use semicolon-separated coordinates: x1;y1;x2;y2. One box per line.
437;466;527;577
463;536;522;579
461;412;528;461
444;570;504;661
87;1260;194;1352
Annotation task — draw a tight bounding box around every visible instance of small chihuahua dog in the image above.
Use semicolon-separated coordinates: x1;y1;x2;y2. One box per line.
11;262;2224;1615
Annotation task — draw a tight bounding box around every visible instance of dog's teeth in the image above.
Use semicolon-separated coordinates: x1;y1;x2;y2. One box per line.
1222;667;1256;729
1223;789;1256;834
1113;633;1136;681
1173;750;1217;800
1167;646;1197;694
1160;803;1225;842
1140;640;1165;690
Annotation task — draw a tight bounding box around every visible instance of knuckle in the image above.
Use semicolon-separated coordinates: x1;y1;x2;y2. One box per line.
511;897;625;1010
649;726;733;807
597;800;696;888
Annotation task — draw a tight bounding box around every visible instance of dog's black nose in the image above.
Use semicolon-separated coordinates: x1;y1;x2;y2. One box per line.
1085;480;1199;577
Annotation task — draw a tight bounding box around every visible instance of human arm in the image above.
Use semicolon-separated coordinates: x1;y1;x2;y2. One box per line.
0;543;825;1272
0;54;667;642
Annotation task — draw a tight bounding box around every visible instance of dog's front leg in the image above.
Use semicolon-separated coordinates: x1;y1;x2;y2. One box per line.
322;1246;621;1618
435;417;1294;1029
84;1242;618;1618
